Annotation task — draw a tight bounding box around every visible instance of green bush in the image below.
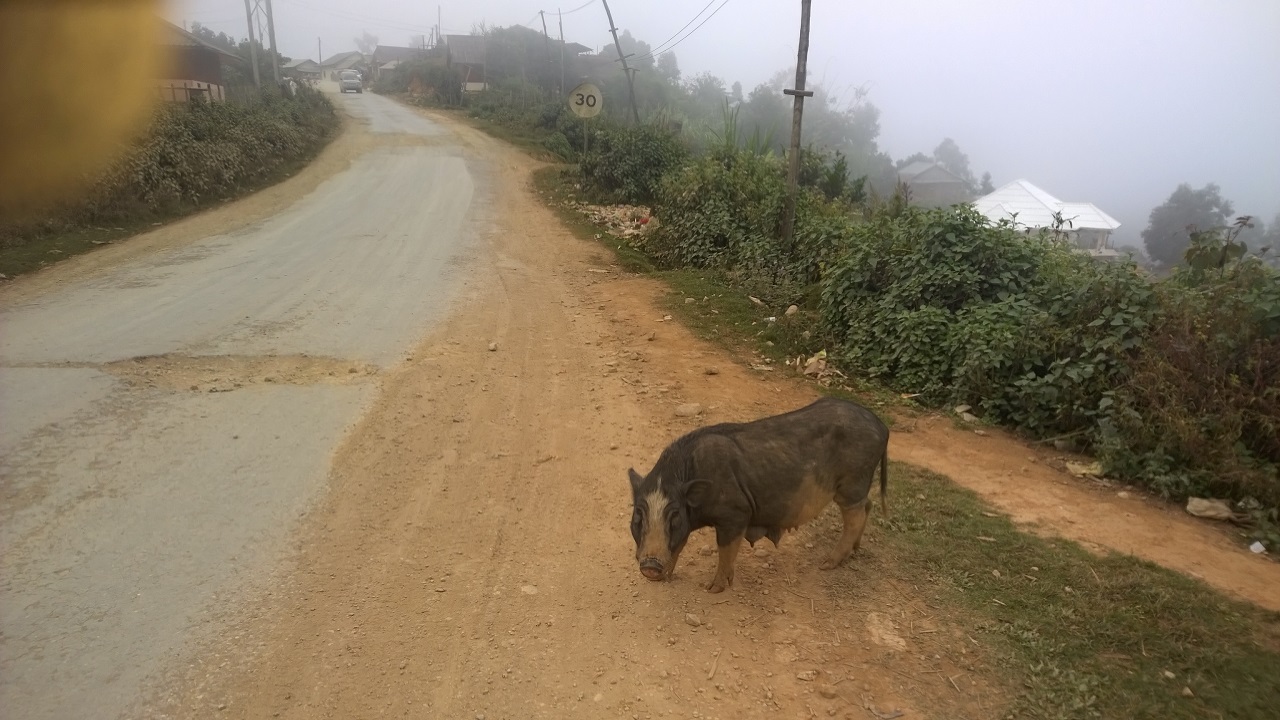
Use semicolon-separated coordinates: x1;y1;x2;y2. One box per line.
1100;242;1280;509
820;206;1157;435
1;88;338;248
579;124;687;205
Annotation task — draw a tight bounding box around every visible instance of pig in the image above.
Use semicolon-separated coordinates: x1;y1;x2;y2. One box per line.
627;397;888;593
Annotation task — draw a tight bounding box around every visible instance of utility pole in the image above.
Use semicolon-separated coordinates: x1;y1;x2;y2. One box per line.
779;0;814;253
264;0;282;87
557;8;566;97
539;11;552;60
318;37;322;63
243;0;261;89
600;0;641;125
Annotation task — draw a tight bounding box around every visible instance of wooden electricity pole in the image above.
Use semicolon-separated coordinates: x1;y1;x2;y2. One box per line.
264;0;282;86
540;11;553;63
600;0;641;125
243;0;261;88
557;9;566;96
780;0;814;253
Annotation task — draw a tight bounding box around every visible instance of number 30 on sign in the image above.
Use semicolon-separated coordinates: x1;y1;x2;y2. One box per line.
568;83;602;119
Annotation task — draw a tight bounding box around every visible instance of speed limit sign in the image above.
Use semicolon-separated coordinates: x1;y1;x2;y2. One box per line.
568;83;602;119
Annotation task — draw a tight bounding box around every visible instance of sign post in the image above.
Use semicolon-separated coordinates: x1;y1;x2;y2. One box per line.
568;82;602;157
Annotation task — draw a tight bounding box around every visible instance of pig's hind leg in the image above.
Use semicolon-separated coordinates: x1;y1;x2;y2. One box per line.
821;497;870;570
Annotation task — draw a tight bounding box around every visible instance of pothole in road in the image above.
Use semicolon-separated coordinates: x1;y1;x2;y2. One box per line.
90;353;379;393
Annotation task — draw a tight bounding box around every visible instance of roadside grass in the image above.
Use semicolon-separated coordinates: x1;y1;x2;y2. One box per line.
867;464;1280;719
525;161;1280;717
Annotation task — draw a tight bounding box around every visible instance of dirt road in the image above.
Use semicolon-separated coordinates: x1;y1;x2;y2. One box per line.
5;92;1278;720
0;92;491;719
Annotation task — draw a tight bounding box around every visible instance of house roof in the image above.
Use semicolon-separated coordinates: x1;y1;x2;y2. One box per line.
321;51;364;68
974;179;1121;231
562;41;592;55
901;163;967;185
372;45;423;64
283;58;321;71
444;34;486;65
157;19;242;62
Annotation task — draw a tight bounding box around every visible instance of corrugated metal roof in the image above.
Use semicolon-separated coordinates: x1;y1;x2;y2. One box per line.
973;179;1120;231
445;34;486;65
321;51;364;67
157;19;242;61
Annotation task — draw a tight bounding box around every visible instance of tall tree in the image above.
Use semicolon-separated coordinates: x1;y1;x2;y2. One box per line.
979;171;995;195
354;31;379;56
1141;183;1235;266
656;51;680;82
601;30;654;70
932;137;975;187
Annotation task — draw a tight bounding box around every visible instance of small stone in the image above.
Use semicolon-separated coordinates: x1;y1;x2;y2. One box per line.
685;298;696;304
476;714;486;720
753;546;768;557
400;660;408;669
685;613;701;627
521;585;538;595
960;411;980;423
348;367;358;373
954;404;972;414
593;693;604;702
675;403;703;417
818;686;838;699
1118;491;1131;499
699;546;714;556
796;669;818;682
488;342;498;351
1181;686;1194;698
704;367;719;375
785;304;799;316
1162;670;1176;680
647;332;656;341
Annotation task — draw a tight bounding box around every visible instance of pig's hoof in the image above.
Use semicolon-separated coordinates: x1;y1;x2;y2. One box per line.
820;556;844;570
706;579;728;593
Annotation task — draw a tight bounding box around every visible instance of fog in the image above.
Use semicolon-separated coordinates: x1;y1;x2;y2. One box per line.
172;0;1280;248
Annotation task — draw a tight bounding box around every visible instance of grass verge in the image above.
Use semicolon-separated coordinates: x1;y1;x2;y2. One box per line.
528;161;1280;718
868;464;1280;719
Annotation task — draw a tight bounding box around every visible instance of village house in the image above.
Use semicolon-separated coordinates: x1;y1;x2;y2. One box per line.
897;161;973;208
155;19;242;102
974;179;1122;258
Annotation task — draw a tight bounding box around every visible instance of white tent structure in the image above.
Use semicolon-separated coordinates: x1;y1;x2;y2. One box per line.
973;179;1121;258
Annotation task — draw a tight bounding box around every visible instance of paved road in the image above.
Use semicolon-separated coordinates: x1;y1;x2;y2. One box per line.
0;91;490;719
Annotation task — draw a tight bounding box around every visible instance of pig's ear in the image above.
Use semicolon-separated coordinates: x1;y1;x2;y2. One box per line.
685;479;713;507
628;468;644;491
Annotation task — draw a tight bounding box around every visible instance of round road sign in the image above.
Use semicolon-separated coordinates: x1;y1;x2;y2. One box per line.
568;83;603;119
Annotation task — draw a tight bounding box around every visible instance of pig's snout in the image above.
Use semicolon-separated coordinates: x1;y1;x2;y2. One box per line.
639;558;666;581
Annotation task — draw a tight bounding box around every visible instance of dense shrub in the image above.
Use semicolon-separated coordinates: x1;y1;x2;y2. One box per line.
374;60;463;106
1;87;338;247
820;207;1158;432
643;149;785;269
579;125;687;205
1100;247;1280;508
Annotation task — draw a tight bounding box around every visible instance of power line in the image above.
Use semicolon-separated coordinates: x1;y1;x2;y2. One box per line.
633;0;732;64
557;0;598;15
632;0;715;61
275;0;435;34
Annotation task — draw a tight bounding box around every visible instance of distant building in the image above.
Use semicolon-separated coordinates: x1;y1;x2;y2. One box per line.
155;19;242;102
320;51;365;79
973;179;1122;258
283;58;322;81
444;35;488;92
372;45;425;80
897;161;973;208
